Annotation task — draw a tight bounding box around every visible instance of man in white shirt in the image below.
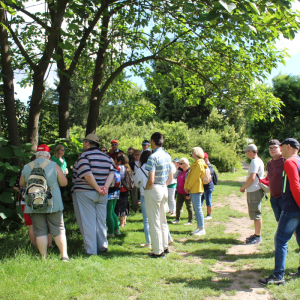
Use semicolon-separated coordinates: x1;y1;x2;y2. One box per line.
240;144;265;245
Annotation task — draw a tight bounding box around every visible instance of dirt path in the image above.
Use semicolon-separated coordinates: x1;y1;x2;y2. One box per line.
207;175;271;300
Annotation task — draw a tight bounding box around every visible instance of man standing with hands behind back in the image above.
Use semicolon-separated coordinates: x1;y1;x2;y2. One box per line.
144;132;173;258
240;144;264;245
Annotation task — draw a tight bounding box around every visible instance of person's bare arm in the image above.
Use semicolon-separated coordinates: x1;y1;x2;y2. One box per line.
56;164;68;187
64;168;69;175
166;169;173;186
240;173;256;193
104;173;114;190
145;171;155;190
19;174;26;187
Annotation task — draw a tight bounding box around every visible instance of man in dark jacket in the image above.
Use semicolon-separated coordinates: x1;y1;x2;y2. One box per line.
202;153;215;220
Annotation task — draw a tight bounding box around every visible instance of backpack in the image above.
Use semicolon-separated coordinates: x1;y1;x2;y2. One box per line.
202;166;212;185
121;166;135;191
24;161;54;210
212;171;218;185
110;170;121;188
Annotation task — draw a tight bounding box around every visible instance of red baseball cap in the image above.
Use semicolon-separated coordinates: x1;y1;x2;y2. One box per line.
204;152;209;159
111;140;118;144
37;144;51;153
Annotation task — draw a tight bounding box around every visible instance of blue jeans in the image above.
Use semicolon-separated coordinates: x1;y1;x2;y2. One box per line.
273;210;300;279
270;195;284;222
190;193;204;229
201;188;214;207
140;195;151;244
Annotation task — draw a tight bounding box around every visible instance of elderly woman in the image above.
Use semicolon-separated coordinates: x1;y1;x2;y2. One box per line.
184;147;207;236
172;158;193;225
19;144;69;261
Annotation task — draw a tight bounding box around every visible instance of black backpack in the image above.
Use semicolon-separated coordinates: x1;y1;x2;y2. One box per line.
212;171;218;185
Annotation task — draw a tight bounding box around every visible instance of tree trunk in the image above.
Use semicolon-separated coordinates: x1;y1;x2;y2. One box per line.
0;9;20;147
57;75;71;139
86;13;110;135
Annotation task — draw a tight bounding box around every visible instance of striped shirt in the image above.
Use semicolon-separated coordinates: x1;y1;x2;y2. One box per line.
145;147;172;184
72;147;115;192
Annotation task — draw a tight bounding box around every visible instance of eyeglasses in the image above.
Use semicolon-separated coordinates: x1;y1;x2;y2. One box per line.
111;143;118;146
101;149;107;152
179;163;186;165
269;146;279;150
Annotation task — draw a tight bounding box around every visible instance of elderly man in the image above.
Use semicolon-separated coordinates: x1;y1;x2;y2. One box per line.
108;140;125;160
240;144;264;245
144;132;173;258
72;133;114;255
265;139;285;222
259;138;300;286
19;144;68;261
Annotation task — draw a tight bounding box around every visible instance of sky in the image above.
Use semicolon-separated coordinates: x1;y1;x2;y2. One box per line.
13;1;300;103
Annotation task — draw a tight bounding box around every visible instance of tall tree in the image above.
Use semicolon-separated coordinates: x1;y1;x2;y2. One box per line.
0;7;20;146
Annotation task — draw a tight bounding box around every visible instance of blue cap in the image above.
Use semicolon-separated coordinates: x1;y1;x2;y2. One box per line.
280;138;300;149
142;140;150;146
173;158;180;162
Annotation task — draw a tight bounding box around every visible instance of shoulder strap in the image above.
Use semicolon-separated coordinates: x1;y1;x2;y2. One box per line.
41;160;51;169
140;167;148;179
29;161;35;170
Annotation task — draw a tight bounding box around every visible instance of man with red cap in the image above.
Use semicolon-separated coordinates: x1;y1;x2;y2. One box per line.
108;140;125;160
19;144;69;261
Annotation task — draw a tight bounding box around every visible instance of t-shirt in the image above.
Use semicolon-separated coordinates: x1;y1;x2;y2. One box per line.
72;147;115;192
177;170;187;194
267;155;284;198
145;147;172;185
108;149;125;161
51;156;67;173
246;157;264;193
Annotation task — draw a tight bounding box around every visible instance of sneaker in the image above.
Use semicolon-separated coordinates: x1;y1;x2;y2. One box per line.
148;252;165;259
258;275;285;286
246;235;262;245
194;229;206;236
164;248;170;254
246;234;256;241
191;228;200;234
172;220;180;224
169;213;176;217
108;233;115;238
61;257;70;262
288;272;300;277
184;222;193;226
114;230;121;235
204;215;212;220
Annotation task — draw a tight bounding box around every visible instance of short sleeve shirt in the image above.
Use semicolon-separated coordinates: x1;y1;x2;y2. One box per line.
145;147;172;185
72;147;115;192
246;157;264;192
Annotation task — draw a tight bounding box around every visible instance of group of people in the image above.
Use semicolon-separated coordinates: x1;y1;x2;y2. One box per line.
239;139;300;286
15;133;300;286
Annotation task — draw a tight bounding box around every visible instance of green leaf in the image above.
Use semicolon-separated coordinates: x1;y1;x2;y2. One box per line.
58;41;74;51
219;1;236;13
248;2;260;15
0;137;8;145
0;174;3;181
9;176;17;187
0;147;15;159
0;207;13;220
58;69;71;78
5;162;20;173
0;192;14;204
206;11;220;21
53;54;62;61
69;23;79;31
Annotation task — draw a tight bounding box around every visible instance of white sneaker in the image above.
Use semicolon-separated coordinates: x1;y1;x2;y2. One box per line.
172;220;180;224
184;222;192;226
194;229;206;236
169;213;176;217
191;228;200;234
204;215;212;220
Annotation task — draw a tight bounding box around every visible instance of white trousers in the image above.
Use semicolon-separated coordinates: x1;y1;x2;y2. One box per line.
144;184;169;255
167;187;176;213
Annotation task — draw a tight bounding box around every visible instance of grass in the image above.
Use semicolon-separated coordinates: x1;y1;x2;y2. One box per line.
0;167;300;299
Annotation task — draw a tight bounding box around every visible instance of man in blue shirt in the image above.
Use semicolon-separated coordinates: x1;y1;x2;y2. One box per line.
144;132;173;258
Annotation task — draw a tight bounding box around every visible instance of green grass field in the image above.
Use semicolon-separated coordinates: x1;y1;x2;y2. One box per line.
0;169;299;299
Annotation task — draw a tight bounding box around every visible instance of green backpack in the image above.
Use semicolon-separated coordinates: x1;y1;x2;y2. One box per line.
24;160;54;211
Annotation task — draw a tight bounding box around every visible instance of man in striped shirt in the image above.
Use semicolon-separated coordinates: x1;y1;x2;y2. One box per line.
72;133;114;255
144;132;173;258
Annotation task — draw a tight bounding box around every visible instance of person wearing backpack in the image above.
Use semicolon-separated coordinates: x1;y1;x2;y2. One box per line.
201;153;216;220
184;147;207;236
19;144;69;261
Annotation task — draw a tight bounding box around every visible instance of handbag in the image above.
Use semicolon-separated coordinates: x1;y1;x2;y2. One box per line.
256;174;269;200
121;166;135;191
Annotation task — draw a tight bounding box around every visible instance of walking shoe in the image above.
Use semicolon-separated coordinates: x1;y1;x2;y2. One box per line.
114;230;121;235
148;252;165;258
172;220;180;224
258;275;285;286
246;235;262;245
184;222;193;226
169;213;176;217
246;234;256;241
191;228;200;234
164;248;170;254
61;257;70;262
194;229;206;236
204;215;212;220
288;272;300;277
108;233;115;238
